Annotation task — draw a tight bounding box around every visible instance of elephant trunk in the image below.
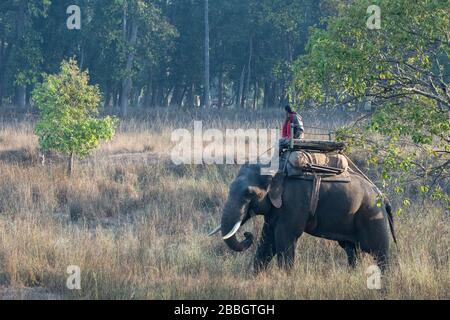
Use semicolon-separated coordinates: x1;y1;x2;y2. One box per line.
221;199;253;252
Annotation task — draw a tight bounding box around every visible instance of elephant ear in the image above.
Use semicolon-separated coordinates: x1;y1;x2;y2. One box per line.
268;173;284;209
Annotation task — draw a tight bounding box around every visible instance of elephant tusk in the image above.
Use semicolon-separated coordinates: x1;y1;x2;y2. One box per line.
222;221;242;240
208;225;221;237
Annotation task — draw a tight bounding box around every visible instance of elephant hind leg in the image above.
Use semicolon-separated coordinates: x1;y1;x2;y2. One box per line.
338;241;358;268
356;210;390;272
370;248;389;272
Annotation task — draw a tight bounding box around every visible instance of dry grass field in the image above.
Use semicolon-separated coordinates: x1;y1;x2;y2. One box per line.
0;108;448;300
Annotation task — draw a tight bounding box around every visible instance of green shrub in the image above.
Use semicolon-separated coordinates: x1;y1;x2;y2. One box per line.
33;59;117;175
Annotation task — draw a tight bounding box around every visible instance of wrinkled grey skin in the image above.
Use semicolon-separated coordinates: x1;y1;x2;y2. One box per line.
221;164;396;273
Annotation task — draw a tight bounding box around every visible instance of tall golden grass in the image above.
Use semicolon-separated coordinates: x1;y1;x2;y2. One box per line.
0;109;448;300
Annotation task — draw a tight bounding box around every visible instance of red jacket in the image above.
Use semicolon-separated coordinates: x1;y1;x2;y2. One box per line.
282;112;304;139
282;113;293;138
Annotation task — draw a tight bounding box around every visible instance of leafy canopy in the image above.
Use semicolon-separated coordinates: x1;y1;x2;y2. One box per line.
292;0;449;207
33;59;117;158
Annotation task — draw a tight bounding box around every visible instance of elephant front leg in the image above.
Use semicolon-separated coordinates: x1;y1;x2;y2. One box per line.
338;241;358;268
275;224;299;271
254;222;275;274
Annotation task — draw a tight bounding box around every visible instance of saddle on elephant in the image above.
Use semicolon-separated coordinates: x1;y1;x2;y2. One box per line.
269;140;351;217
278;140;349;176
285;150;349;177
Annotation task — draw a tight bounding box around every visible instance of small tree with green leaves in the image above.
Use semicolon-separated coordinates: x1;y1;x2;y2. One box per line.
33;59;117;175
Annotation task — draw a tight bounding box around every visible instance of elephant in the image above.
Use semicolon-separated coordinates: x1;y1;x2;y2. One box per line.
211;163;397;273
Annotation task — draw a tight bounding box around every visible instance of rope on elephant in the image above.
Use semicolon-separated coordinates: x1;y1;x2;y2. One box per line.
343;154;383;196
258;146;274;159
303;125;336;132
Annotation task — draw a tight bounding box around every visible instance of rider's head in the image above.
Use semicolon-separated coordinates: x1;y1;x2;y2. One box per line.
284;104;293;114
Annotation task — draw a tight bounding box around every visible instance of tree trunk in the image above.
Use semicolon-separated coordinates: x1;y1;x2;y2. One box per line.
67;152;75;176
0;81;3;107
180;85;188;107
204;0;211;108
103;82;111;108
129;86;135;108
268;81;276;108
79;45;85;70
143;74;153;108
156;86;164;107
218;68;224;109
239;67;246;108
263;82;269;109
143;83;151;108
253;81;258;110
15;85;26;109
163;87;172;107
14;0;26;109
186;83;195;108
131;86;141;107
0;37;5;106
120;8;138;117
150;82;158;107
170;84;182;107
245;36;253;109
113;87;120;109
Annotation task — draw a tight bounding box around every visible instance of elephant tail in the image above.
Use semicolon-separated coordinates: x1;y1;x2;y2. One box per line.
385;199;398;246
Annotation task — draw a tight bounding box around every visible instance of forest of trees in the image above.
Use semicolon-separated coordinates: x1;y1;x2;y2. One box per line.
0;0;338;114
0;0;448;203
293;0;449;206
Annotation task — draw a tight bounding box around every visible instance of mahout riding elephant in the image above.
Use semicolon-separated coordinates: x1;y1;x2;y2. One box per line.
210;163;397;273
